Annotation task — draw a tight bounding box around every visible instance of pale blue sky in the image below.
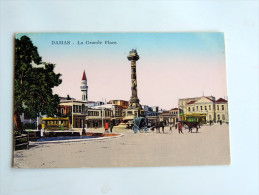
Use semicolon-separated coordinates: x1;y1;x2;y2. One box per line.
16;32;225;58
15;33;227;109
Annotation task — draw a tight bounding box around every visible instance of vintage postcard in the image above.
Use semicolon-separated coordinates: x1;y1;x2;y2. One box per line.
13;33;230;168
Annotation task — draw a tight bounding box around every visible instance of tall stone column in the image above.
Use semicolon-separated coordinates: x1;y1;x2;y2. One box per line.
127;49;142;109
118;49;145;127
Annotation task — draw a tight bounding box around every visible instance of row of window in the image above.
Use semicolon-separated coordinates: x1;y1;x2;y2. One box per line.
171;111;178;115
188;105;225;112
208;114;226;120
88;111;100;116
73;105;86;113
217;105;225;111
88;110;113;117
45;120;69;125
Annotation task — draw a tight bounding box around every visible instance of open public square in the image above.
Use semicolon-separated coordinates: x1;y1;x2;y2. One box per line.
13;123;230;168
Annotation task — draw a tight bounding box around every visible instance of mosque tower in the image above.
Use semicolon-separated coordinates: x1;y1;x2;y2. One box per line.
81;70;88;101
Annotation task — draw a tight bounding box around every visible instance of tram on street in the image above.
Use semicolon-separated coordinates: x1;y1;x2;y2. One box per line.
181;113;207;124
41;117;70;130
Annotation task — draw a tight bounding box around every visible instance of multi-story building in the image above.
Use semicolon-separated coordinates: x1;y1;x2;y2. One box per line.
158;108;180;125
142;105;159;126
59;100;88;128
108;100;128;108
108;100;128;119
178;96;228;123
179;96;215;114
184;96;215;122
87;106;113;128
169;108;180;124
59;99;114;128
215;98;229;123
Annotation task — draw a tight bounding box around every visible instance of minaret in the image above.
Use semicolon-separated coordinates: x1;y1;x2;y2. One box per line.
81;70;88;101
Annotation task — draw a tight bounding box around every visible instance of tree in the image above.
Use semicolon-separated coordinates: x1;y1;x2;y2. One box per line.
14;35;62;133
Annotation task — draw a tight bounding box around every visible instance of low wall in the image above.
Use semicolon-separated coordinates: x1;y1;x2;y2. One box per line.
26;130;120;140
85;132;120;137
44;131;80;137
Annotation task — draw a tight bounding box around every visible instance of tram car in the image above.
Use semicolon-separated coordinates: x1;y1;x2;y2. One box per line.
181;113;207;124
41;117;70;130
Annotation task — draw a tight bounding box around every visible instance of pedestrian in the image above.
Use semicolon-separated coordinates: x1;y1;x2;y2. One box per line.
105;121;109;133
82;127;86;136
175;123;177;130
161;123;165;133
178;122;183;134
156;123;160;133
40;127;44;137
169;125;172;133
110;120;114;133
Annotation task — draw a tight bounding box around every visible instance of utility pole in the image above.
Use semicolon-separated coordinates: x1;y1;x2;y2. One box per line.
71;100;74;129
101;105;104;129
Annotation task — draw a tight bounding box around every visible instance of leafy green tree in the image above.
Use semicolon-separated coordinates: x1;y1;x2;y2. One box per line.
14;35;62;132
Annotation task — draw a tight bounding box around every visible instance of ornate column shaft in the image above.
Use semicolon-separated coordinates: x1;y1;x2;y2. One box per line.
127;49;141;109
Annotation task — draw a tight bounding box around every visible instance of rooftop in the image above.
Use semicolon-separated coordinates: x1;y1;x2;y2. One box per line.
216;98;228;103
82;70;87;81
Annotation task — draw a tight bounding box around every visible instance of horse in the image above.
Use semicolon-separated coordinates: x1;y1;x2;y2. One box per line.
182;121;200;133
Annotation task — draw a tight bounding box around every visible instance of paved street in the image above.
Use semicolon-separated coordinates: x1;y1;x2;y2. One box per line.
13;124;230;168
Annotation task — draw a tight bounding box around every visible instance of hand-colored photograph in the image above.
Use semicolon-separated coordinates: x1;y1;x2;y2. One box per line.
13;32;230;168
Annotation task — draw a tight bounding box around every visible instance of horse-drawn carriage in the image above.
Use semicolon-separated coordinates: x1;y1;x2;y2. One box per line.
132;117;148;134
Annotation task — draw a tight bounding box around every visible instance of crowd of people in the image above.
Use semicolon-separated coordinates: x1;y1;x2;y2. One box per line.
150;122;184;134
81;120;205;135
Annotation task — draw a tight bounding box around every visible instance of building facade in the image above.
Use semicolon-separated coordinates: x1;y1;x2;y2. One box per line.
178;96;229;123
215;98;229;123
59;99;115;128
108;100;129;118
59;100;88;128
